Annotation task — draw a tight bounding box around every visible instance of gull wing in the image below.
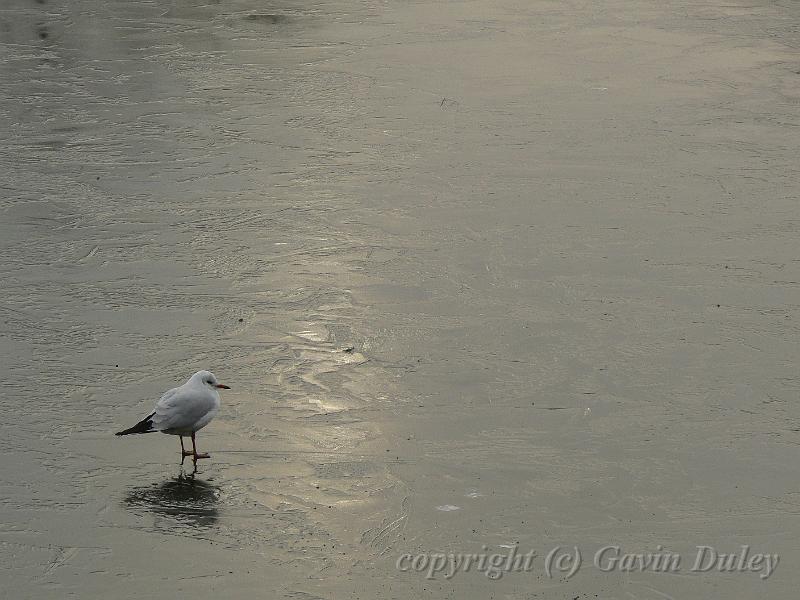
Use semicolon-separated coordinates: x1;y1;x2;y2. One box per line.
151;385;213;433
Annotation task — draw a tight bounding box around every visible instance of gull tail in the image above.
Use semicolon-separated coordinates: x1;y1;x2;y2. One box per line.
115;412;156;436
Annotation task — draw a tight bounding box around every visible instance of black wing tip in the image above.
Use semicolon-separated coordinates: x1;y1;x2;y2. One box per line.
115;412;156;436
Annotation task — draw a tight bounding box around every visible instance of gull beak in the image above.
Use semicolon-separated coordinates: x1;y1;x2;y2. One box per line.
215;383;231;389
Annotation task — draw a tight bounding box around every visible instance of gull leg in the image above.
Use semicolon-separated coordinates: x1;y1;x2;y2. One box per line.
180;436;193;464
191;431;211;464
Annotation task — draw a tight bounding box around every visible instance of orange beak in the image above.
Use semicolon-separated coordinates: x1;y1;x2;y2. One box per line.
215;384;231;389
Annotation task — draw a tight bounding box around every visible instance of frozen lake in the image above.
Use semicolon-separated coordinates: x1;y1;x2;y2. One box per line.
1;0;799;598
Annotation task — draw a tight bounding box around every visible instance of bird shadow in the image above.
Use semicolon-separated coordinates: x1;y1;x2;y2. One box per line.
124;471;221;529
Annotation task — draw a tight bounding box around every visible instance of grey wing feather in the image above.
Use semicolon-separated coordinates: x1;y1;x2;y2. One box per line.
150;387;180;430
151;386;209;432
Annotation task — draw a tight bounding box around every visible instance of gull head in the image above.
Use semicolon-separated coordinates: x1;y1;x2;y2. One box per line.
191;370;231;390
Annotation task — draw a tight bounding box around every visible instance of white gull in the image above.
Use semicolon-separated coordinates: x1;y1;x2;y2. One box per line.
116;370;230;465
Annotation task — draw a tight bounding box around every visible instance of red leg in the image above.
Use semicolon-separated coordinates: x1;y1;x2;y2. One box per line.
191;431;210;464
179;436;193;464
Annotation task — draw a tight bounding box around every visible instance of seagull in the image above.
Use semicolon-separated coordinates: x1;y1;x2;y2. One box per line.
115;370;230;465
